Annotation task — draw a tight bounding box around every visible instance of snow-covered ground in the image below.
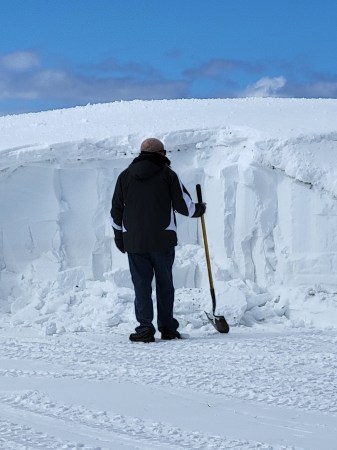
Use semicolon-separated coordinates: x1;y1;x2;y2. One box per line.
1;98;337;448
1;327;337;449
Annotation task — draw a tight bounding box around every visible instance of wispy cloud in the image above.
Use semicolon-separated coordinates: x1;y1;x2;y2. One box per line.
86;58;162;80
0;51;40;72
240;76;287;97
285;80;337;98
239;75;337;99
0;51;188;107
184;56;337;99
32;70;187;102
284;65;337;98
184;58;264;80
1;50;337;115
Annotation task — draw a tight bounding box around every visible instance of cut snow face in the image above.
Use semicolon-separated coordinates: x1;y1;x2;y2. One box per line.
1;98;337;334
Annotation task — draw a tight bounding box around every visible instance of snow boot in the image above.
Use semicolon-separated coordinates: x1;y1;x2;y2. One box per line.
129;329;155;343
161;329;182;340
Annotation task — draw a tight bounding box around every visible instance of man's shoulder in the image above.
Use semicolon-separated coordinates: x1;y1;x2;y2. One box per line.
117;166;130;179
165;165;178;179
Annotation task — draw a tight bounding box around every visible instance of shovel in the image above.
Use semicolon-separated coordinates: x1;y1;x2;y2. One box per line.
196;184;229;334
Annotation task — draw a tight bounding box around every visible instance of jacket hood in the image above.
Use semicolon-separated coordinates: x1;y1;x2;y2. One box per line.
128;152;171;180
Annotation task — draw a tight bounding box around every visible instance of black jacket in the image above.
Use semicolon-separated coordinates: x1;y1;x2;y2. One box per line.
110;152;204;253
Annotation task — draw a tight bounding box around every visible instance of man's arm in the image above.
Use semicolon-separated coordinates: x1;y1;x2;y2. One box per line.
110;175;125;253
169;170;206;218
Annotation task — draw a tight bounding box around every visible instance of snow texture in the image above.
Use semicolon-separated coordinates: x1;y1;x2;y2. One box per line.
0;98;337;448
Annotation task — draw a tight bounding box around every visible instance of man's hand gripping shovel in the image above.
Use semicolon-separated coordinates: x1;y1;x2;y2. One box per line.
196;184;229;334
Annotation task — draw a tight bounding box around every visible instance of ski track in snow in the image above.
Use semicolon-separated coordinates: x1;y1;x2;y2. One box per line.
0;392;291;450
0;418;100;450
2;99;337;448
0;330;336;449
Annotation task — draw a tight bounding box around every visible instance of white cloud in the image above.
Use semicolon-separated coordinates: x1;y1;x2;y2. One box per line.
0;51;40;71
0;50;189;106
33;69;69;88
300;81;337;98
0;64;187;103
241;76;287;97
2;49;337;114
185;59;263;80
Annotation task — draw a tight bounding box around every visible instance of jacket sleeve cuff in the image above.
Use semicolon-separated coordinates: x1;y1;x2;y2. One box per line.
192;202;206;218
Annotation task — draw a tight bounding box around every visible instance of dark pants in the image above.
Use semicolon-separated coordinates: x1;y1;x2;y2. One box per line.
128;248;179;334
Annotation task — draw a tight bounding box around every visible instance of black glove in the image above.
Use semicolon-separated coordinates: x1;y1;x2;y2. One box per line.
192;202;206;218
115;238;125;253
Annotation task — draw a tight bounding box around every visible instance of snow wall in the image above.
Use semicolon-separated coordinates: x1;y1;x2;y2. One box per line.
1;102;337;332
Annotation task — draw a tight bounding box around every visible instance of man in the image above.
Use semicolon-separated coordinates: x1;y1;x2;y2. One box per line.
110;138;206;343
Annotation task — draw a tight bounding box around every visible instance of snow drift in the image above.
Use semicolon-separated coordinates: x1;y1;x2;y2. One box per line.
1;98;337;334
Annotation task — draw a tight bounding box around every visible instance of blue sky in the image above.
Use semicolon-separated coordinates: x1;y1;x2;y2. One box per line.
1;0;337;115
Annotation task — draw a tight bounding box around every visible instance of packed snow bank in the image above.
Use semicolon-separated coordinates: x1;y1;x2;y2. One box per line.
1;98;337;333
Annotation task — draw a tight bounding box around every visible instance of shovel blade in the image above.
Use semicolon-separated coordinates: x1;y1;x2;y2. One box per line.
205;311;230;334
